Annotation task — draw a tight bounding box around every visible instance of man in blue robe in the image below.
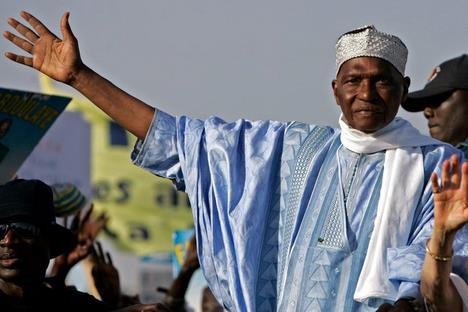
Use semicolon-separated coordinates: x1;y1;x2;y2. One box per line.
4;12;467;311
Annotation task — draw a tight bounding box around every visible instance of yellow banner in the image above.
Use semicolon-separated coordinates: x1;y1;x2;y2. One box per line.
39;75;193;255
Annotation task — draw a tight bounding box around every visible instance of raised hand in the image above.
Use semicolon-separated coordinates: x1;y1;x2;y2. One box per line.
182;234;200;272
420;155;467;312
4;11;83;84
49;205;109;287
431;154;468;234
64;204;109;267
90;241;121;308
4;11;156;141
78;204;109;242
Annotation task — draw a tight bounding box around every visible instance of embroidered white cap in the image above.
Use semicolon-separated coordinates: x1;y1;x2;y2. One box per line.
335;25;408;77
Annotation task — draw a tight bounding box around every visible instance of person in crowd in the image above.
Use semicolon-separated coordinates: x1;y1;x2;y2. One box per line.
90;240;144;309
402;56;468;311
47;203;108;289
159;235;199;312
4;12;467;311
51;182;92;217
420;155;467;311
201;287;224;312
158;235;223;312
49;183;147;310
0;179;110;311
402;54;468;158
0;179;169;311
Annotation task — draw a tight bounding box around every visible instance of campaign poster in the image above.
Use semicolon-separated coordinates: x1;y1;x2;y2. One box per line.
0;87;71;184
17;111;92;196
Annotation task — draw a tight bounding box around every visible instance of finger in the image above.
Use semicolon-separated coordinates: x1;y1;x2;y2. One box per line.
97;213;109;229
60;12;77;43
89;244;98;262
77;238;92;257
462;162;468;201
81;205;93;226
105;251;113;265
450;154;461;188
71;211;80;232
7;17;39;43
96;241;105;262
20;11;53;37
92;242;101;259
441;159;451;189
3;31;34;54
431;172;441;195
97;211;108;222
4;52;33;67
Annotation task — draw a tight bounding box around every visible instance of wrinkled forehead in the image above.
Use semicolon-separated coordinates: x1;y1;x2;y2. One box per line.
336;56;403;78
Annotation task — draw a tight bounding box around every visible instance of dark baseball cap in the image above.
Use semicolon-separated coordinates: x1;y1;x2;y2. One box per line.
402;54;468;112
0;179;75;258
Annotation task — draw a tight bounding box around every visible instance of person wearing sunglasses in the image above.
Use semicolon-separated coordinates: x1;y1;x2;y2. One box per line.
0;179;111;311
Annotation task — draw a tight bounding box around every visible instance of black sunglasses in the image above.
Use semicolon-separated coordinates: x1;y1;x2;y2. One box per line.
0;222;41;240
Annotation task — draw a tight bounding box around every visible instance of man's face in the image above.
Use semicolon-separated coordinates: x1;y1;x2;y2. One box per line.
423;90;468;145
332;57;410;133
0;222;50;287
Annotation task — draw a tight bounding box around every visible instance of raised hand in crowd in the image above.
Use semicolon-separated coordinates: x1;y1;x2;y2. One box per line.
91;241;122;309
157;234;200;312
377;155;468;312
421;155;468;311
430;155;468;236
4;11;155;140
201;287;223;312
48;204;109;288
182;234;200;272
4;11;82;84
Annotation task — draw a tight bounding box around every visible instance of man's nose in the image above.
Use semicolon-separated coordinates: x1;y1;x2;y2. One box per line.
358;80;378;101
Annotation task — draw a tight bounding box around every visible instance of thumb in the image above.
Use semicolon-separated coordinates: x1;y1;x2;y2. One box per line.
60;12;77;43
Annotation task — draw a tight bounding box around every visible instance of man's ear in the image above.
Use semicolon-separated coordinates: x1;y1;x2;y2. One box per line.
401;76;411;102
332;79;340;106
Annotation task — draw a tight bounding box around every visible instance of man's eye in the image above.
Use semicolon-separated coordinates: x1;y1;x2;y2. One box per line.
345;77;360;84
376;79;393;85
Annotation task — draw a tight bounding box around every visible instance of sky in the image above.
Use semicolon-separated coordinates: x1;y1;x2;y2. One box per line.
1;0;468;134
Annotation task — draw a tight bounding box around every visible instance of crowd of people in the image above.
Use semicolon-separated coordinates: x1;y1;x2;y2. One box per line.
0;179;221;311
1;10;467;312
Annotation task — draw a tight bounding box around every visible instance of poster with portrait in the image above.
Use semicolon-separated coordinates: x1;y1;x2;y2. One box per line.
0;87;71;184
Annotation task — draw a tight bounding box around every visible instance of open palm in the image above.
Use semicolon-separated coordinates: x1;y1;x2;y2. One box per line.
431;154;468;233
4;11;82;84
